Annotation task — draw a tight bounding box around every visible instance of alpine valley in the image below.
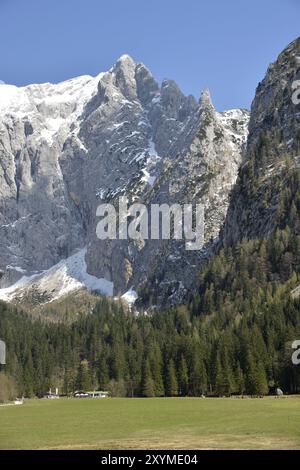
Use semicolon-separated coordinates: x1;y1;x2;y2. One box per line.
0;38;300;399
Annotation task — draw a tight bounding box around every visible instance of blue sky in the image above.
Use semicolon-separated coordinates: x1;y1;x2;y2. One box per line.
0;0;299;110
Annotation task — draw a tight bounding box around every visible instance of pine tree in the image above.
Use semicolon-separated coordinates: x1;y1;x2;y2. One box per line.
76;360;91;391
165;359;178;397
63;367;77;395
235;362;245;395
97;355;110;389
178;356;189;396
245;352;268;395
141;358;155;397
150;344;164;397
189;350;207;396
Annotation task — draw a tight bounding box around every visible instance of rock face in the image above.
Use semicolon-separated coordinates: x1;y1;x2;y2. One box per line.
222;37;300;246
135;93;248;306
0;55;249;307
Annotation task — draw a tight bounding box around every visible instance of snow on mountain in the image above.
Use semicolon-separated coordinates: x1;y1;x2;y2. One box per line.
121;288;138;306
0;73;103;146
0;55;250;308
0;248;113;304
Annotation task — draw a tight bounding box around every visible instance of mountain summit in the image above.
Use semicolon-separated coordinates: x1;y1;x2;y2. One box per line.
0;56;249;307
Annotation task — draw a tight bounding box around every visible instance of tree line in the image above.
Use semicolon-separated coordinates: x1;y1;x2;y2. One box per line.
0;287;299;400
1;158;300;401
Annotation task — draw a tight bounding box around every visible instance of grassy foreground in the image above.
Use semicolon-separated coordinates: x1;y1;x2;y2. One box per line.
0;397;300;450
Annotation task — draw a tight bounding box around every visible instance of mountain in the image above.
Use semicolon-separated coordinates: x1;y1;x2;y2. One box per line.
222;37;300;245
1;40;300;401
0;55;249;307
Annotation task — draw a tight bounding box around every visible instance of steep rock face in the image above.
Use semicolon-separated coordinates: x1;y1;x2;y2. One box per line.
0;74;99;278
135;92;249;306
84;85;248;306
222;37;300;246
0;55;249;306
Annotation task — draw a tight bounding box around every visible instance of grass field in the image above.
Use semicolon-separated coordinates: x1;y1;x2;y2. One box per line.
0;397;300;450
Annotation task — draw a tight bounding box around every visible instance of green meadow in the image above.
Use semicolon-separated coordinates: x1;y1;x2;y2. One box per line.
1;397;300;450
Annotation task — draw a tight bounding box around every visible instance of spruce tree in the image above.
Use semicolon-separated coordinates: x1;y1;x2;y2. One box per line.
141;358;155;397
178;356;189;396
165;359;178;397
76;360;91;391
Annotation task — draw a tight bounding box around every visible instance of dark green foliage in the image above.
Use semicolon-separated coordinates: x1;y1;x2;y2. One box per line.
165;359;178;397
0;283;299;398
1;171;300;398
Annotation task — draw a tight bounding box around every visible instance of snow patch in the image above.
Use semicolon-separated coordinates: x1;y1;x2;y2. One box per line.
141;168;156;186
0;73;104;147
152;94;161;104
121;288;138;306
0;248;114;303
6;265;27;274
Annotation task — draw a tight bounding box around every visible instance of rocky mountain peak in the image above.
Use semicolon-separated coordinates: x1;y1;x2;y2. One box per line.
113;54;136;73
135;63;159;106
247;37;300;158
199;87;214;110
0;55;249;308
222;36;300;246
111;54;138;101
160;79;186;114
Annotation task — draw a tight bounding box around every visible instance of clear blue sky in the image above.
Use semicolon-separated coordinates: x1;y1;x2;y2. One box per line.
0;0;299;110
